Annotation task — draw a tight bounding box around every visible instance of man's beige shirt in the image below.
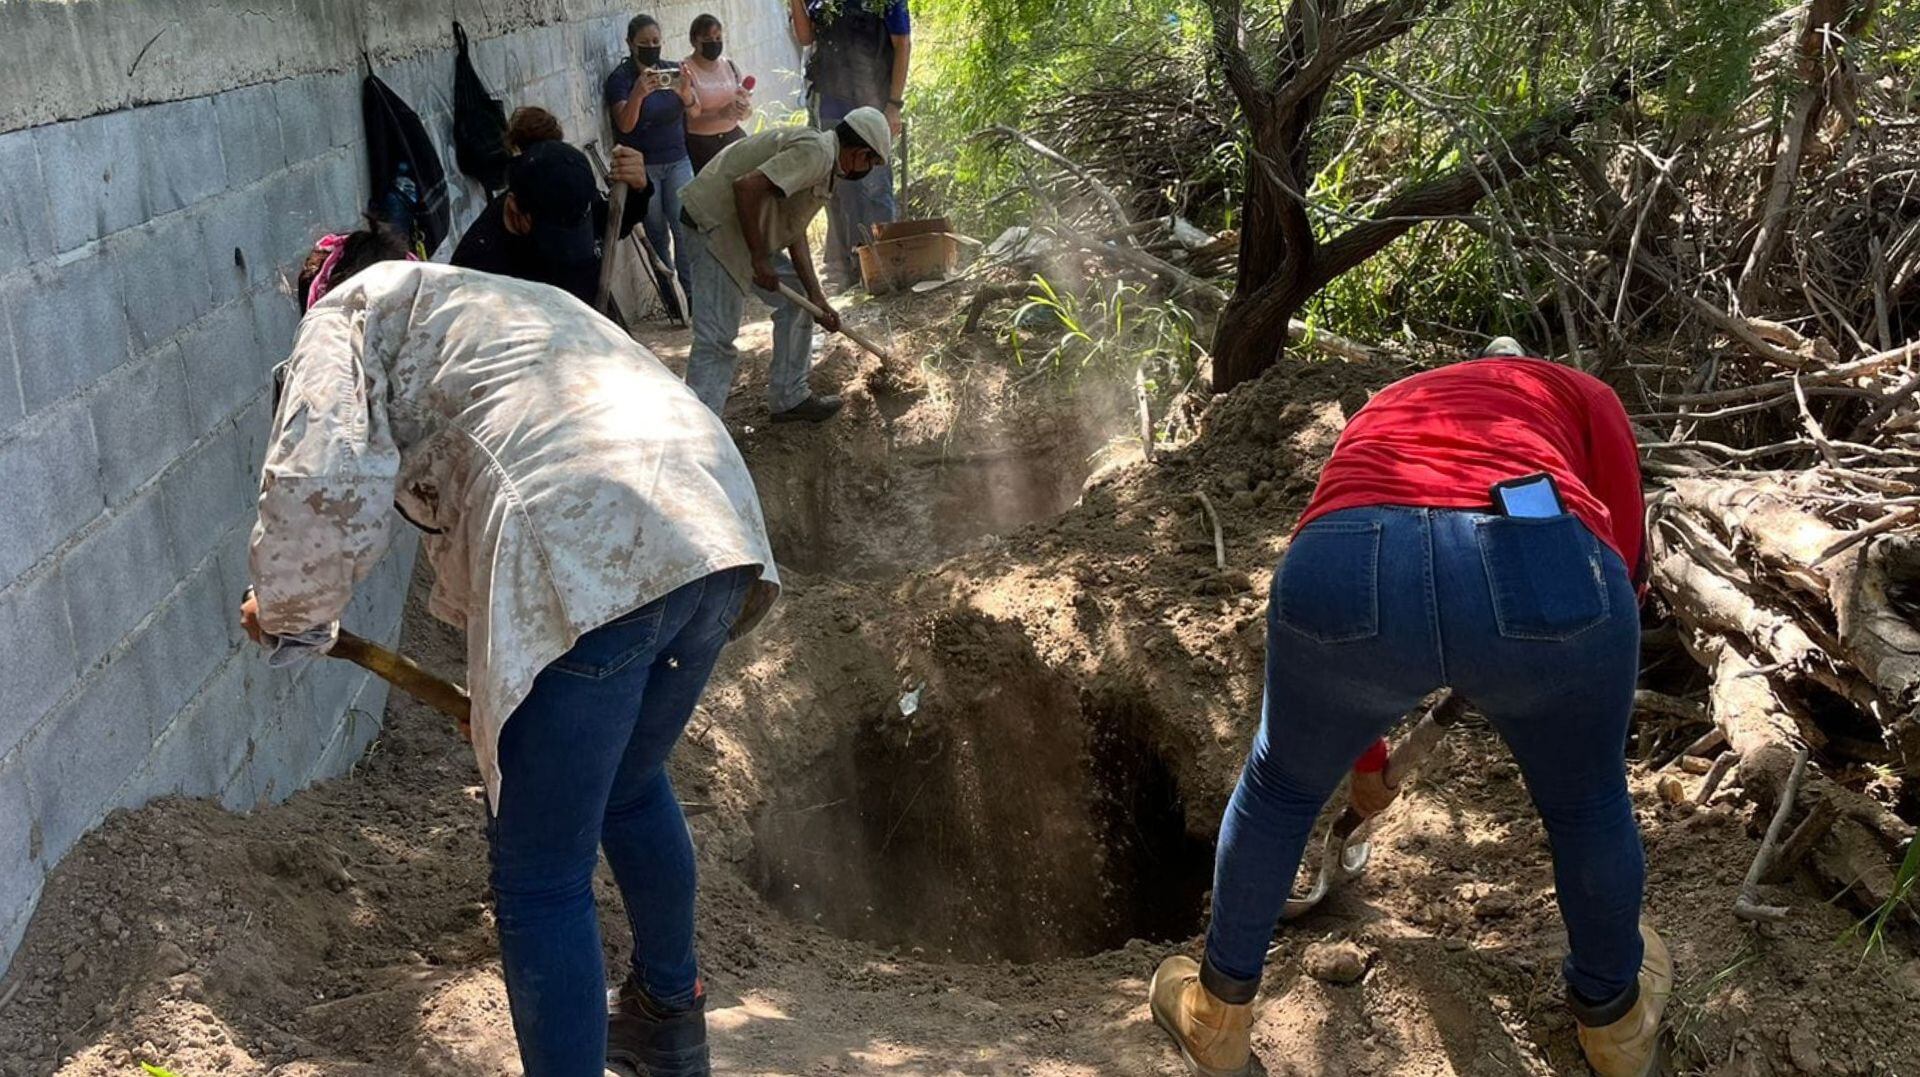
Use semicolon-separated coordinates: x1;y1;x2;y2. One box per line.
249;262;779;808
679;126;837;291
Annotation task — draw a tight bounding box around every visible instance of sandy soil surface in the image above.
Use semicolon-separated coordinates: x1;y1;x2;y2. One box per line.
2;291;1917;1077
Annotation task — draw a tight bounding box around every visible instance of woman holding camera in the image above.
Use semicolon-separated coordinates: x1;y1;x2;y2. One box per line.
606;13;697;315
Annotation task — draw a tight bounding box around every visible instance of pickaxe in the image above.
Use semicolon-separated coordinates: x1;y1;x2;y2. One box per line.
1279;688;1468;923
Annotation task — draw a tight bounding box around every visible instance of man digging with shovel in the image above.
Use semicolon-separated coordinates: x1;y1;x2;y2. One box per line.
676;105;893;422
239;229;778;1077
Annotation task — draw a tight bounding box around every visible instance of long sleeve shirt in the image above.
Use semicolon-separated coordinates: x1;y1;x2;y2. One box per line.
249;262;779;808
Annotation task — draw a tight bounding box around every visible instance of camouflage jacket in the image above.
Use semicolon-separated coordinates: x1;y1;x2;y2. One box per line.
249;262;780;808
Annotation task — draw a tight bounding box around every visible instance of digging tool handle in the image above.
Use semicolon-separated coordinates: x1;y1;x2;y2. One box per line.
774;282;892;361
331;628;473;740
596;181;629;316
1384;690;1465;787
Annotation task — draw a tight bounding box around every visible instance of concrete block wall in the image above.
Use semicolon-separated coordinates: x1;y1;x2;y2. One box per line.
0;0;804;974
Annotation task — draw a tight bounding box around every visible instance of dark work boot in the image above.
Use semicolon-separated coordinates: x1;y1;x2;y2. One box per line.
770;394;844;424
606;978;710;1077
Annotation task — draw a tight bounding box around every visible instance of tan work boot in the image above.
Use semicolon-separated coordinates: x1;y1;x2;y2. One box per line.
1576;923;1673;1077
1149;955;1254;1077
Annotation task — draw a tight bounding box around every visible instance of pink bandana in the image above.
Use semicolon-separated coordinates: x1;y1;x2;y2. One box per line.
305;232;420;309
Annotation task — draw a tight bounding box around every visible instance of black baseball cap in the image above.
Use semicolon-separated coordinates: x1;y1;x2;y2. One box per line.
509;141;596;263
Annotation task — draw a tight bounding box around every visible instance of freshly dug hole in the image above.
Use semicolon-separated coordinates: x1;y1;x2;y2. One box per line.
747;630;1211;964
742;383;1127;575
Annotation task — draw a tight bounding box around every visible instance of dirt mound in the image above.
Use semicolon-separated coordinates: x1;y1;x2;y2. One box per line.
2;305;1917;1076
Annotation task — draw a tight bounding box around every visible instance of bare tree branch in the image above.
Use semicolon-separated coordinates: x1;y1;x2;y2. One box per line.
1313;74;1645;287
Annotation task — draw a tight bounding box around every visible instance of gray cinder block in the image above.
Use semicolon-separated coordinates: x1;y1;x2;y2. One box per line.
138;96;228;217
87;342;193;506
212;82;287;188
113;213;216;354
6;252;132;416
0;567;79;760
35;110;147;253
0;128;55;277
177;299;263;436
61;489;180;673
0;402;103;585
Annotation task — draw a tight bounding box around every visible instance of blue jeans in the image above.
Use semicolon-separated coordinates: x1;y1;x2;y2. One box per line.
487;567;752;1076
1205;507;1644;1014
682;227;815;416
642;157;696;312
815;94;897;283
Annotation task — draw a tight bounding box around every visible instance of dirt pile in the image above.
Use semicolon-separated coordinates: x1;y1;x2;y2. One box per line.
2;295;1917;1076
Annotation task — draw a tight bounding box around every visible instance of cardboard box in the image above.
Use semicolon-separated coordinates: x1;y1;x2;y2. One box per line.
858;217;960;294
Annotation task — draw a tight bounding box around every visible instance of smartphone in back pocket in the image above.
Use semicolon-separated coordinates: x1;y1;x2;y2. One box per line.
1491;473;1565;518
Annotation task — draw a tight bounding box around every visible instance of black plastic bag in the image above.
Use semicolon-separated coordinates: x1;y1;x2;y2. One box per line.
363;71;451;256
451;22;511;194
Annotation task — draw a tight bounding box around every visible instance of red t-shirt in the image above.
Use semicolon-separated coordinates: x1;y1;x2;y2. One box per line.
1297;358;1645;779
1297;357;1646;577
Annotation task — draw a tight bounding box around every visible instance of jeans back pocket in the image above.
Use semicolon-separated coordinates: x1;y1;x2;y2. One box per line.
548;602;670;680
1275;520;1382;643
1474;515;1608;641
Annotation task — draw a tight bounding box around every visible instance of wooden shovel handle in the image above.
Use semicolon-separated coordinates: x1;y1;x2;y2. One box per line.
774;282;892;361
331;629;473;741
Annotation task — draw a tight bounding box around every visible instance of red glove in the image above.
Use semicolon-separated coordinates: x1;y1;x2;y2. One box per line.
1354;739;1389;774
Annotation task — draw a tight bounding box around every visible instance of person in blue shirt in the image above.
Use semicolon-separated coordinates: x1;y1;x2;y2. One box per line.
789;0;911;291
606;14;698;318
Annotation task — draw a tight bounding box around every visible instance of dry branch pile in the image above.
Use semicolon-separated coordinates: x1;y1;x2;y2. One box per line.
1644;344;1920;918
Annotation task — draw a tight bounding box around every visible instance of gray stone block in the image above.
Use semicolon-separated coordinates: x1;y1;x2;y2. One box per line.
213;82;287;188
160;423;253;574
177;299;263;436
316;72;364;151
196;185;276;306
112;213;216;355
312;148;364;228
249;286;300;375
61;488;180;673
230;387;275;487
261;165;324;280
140;554;233;722
305;658;367;746
472;31;511;93
5;251;133;416
0;401;104;585
0;760;40;966
0;302;22;437
0;127;55;277
90;341;193;507
137;654;252;801
276;75;340;167
0;567;79;761
35;109;147;253
240;677;320;805
138;96;229;217
18;643;153;867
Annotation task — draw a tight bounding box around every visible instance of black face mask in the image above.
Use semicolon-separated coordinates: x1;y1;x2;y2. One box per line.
633;44;662;66
841;165;873;182
699;40;723;61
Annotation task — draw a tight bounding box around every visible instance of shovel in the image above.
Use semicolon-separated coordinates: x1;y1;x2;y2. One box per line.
1279;689;1467;923
326;627;714;816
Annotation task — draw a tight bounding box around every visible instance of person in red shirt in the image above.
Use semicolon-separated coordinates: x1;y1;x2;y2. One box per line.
1150;339;1667;1077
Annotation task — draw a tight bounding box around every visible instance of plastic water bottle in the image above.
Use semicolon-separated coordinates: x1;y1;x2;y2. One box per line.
384;161;419;238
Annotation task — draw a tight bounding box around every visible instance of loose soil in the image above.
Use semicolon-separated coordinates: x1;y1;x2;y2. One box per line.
3;289;1918;1077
